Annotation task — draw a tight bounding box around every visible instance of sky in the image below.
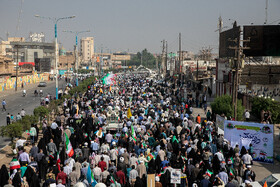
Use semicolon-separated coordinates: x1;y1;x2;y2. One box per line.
0;0;279;54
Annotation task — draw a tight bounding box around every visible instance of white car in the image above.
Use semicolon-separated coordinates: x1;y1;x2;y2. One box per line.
242;174;280;187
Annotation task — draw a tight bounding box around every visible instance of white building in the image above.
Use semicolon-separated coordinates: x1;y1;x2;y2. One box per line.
80;37;94;65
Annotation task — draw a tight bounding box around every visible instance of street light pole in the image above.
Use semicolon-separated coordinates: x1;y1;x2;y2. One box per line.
63;30;90;86
35;15;75;99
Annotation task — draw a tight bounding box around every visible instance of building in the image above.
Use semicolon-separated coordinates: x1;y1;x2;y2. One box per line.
1;38;55;73
0;55;14;76
110;52;131;68
59;51;75;70
80;37;94;65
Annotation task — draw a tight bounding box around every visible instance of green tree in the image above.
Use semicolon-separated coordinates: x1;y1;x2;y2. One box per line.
0;123;22;141
251;97;280;123
34;106;49;119
211;95;244;121
128;49;156;69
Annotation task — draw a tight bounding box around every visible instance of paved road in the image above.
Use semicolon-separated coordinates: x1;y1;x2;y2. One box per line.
0;79;66;149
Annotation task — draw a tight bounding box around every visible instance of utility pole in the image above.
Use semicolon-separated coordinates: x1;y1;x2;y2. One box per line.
265;0;268;24
156;55;158;73
196;59;199;81
15;45;19;91
179;33;182;74
165;41;168;74
229;26;250;120
161;40;166;76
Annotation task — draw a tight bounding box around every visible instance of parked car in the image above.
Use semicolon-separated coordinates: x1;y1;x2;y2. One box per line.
242;174;280;187
38;82;47;87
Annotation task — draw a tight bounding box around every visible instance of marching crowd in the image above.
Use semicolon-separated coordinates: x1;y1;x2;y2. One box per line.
0;75;257;187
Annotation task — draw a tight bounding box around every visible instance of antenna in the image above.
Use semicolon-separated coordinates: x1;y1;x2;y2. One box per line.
265;0;268;24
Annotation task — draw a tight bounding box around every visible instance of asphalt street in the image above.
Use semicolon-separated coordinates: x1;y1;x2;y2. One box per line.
0;79;66;149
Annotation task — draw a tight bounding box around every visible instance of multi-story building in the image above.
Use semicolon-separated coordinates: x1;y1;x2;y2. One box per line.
59;51;75;70
1;38;55;73
80;37;94;65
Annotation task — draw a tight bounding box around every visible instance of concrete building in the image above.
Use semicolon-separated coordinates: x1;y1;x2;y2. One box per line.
0;55;14;76
80;37;94;65
59;51;75;70
1;38;55;73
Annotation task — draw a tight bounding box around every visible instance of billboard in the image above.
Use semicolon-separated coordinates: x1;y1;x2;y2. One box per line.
224;120;273;163
35;58;51;72
243;25;280;56
219;26;240;58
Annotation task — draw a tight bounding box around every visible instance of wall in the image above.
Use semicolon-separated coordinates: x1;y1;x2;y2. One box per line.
0;73;49;91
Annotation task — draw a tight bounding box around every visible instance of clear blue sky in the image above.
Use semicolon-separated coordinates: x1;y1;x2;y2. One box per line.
0;0;279;54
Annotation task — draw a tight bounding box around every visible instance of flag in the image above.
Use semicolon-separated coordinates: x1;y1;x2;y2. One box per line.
172;135;179;143
56;152;61;171
127;108;132;119
110;175;117;185
10;158;20;170
158;170;165;176
87;166;97;187
229;168;235;176
125;132;128;138
263;181;267;187
131;125;137;143
181;156;187;161
65;133;74;157
141;142;147;148
206;169;213;177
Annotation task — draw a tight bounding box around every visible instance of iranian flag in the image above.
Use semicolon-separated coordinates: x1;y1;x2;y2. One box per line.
110;175;117;185
229;168;235;176
10;158;20;170
56;152;61;171
65;133;74;157
131;125;137;144
158;170;165;176
206;169;213;177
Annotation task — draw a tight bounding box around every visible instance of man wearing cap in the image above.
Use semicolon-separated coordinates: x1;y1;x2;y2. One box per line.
82;142;90;160
244;165;256;181
136;160;146;179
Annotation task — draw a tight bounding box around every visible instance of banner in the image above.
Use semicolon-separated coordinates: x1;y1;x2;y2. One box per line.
216;114;225;130
224;120;273;163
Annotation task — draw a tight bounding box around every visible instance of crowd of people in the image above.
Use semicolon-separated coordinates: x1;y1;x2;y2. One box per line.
0;75;257;187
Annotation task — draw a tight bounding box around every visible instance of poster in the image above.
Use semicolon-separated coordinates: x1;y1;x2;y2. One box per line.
224;120;273;163
216;114;225;130
171;169;181;184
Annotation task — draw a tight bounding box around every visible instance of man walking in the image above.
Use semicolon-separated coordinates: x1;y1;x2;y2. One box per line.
2;99;6;111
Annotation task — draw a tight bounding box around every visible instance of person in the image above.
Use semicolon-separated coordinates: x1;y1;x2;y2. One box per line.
242;151;253;166
29;124;37;144
206;110;211;121
129;165;138;185
245;110;250;121
56;179;65;187
196;114;201;124
18;149;30;166
20;109;26;118
34;89;38;97
22;90;26;96
15;113;21;121
2;99;6;111
6;113;11;125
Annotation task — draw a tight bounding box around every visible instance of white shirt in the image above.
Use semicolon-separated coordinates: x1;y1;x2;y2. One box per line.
242;153;253;165
16;139;26;148
245;112;250;119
